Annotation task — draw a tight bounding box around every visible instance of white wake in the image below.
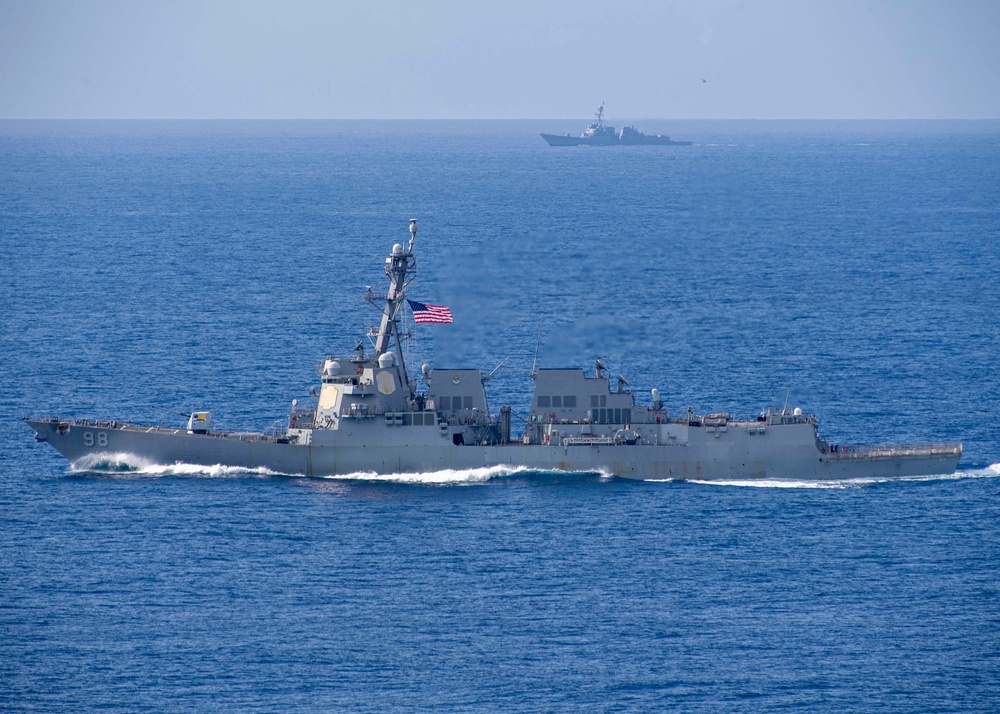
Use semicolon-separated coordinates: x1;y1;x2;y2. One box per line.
69;452;295;478
69;453;996;488
68;455;599;485
683;463;1000;489
321;465;607;486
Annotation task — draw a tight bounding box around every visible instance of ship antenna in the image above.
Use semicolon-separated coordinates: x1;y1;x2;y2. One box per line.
370;219;420;398
530;321;543;380
483;355;511;384
782;388;790;415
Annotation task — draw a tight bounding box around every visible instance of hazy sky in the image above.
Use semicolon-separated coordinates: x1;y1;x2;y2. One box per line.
1;0;998;119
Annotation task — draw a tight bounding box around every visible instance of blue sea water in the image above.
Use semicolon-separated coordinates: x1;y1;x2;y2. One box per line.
2;120;999;712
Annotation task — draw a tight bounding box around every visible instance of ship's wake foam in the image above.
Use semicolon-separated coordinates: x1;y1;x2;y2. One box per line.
321;465;609;486
683;463;1000;489
68;453;996;488
69;454;604;485
69;453;294;478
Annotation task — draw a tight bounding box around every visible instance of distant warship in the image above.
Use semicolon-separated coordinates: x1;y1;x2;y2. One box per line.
541;104;692;146
26;220;960;481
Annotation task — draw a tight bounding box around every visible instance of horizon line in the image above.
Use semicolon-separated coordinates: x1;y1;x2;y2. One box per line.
2;116;999;123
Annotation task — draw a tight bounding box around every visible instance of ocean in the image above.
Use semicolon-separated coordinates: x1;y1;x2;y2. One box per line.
2;120;999;711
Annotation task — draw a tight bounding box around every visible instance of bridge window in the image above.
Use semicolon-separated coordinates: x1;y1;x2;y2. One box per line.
537;396;550;408
564;396;577;407
464;396;473;409
439;396;451;410
552;396;562;407
591;395;599;407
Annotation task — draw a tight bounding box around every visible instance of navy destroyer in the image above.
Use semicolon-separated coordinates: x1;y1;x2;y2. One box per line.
25;220;960;480
541;104;692;147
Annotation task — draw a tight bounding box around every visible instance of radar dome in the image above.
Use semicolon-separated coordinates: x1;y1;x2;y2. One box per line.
793;407;803;416
378;352;396;368
392;243;404;256
323;359;342;376
421;363;432;379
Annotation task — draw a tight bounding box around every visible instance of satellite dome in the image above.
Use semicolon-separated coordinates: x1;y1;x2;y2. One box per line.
392;243;404;256
323;359;342;376
378;352;396;368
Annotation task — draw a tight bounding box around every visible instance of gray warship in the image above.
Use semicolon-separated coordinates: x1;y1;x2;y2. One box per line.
26;220;961;481
541;104;692;147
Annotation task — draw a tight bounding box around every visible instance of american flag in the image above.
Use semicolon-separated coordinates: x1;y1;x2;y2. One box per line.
407;299;453;324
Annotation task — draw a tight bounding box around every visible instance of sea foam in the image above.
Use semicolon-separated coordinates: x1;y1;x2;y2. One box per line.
685;463;1000;489
70;452;293;478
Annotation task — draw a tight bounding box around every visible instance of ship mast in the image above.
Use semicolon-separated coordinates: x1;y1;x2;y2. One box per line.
370;219;418;397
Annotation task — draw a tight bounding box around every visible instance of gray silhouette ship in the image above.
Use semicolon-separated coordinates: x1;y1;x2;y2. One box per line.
541;104;691;146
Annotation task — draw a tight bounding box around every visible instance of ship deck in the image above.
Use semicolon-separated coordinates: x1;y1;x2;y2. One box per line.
824;442;962;462
26;416;283;444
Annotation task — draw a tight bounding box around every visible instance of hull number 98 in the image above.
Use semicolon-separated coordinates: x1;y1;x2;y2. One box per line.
83;432;108;448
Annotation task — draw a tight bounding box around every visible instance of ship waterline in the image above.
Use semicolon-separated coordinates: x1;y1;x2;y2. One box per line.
26;219;961;481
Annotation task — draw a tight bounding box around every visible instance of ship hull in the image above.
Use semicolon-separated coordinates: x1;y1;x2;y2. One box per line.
26;418;961;482
540;133;692;147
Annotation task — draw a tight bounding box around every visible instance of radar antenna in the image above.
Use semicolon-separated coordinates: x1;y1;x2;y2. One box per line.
483;355;511;384
370;220;420;398
407;218;417;253
530;322;543;379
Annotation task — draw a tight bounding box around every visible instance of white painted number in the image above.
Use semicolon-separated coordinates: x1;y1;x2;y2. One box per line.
83;432;109;448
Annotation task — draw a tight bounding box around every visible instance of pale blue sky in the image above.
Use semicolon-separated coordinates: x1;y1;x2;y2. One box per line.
1;0;998;119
